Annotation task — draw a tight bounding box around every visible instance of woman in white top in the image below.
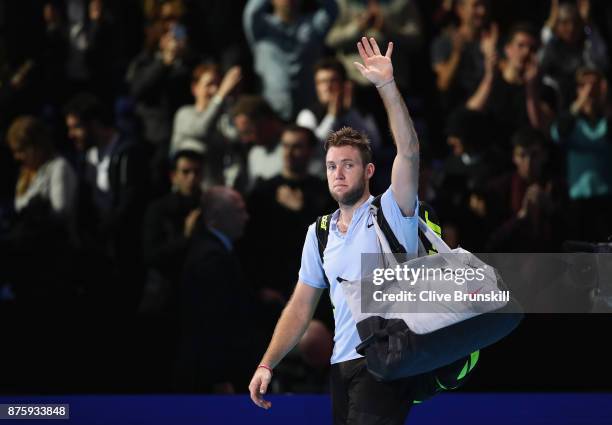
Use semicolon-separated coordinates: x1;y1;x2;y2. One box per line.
6;116;78;217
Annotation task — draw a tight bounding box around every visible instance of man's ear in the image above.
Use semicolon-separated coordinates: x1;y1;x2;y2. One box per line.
366;162;375;179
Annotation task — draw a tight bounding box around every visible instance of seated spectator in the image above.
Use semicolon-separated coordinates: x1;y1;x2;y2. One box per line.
243;0;338;120
431;0;496;109
551;67;612;242
326;0;423;93
231;96;285;191
170;64;242;188
242;125;334;303
467;23;556;145
6;116;77;218
64;92;149;310
141;149;203;314
541;0;609;108
174;186;260;393
296;58;381;150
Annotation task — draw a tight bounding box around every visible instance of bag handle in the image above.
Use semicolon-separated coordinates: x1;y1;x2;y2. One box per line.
371;209;452;256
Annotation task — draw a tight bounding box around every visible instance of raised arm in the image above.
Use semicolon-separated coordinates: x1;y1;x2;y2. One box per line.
354;37;419;216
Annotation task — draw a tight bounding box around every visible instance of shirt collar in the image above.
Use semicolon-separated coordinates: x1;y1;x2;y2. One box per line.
330;194;375;235
208;227;233;251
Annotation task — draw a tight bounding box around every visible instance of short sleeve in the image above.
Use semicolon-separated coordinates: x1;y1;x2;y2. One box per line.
298;223;328;288
380;187;419;253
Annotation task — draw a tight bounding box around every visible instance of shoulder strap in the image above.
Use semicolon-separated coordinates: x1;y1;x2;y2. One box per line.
315;214;332;287
371;195;442;256
371;195;407;254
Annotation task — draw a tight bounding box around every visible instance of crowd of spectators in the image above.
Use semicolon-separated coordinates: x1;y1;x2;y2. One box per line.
1;0;612;394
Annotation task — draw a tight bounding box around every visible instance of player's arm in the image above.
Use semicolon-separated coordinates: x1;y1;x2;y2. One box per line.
354;37;419;216
249;281;324;409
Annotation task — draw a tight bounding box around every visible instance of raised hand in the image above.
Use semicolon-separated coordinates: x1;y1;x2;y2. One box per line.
217;66;242;99
354;37;394;87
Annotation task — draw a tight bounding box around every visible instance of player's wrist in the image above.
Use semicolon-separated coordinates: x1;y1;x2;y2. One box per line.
257;364;273;375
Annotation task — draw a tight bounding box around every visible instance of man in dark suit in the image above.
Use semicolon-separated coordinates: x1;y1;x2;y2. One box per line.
174;186;260;393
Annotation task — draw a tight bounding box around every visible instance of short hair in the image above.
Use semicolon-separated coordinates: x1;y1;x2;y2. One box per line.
505;22;538;46
231;95;277;123
7;116;53;155
282;124;317;148
313;57;347;82
511;127;547;149
324;127;372;165
576;66;604;82
64;92;109;125
171;149;204;171
192;63;219;84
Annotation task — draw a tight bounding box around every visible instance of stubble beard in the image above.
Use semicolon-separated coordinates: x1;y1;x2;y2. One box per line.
331;178;366;207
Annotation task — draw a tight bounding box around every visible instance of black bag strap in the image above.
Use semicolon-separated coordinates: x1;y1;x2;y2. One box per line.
315;214;332;287
315;197;443;285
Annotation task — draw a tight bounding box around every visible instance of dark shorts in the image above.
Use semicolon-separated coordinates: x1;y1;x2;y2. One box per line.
330;357;415;425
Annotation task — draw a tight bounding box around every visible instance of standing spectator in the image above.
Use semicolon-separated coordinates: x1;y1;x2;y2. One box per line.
174;186;260;393
142;149;203;314
466;23;555;145
231;95;285;191
551;67;612;242
243;125;334;302
64;92;149;310
243;0;338;120
540;0;609;108
431;0;495;109
171;64;242;188
296;57;381;150
126;20;193;188
326;0;423;93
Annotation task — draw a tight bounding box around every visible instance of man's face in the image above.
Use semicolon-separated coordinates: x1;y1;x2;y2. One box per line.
505;32;537;71
234;113;258;144
315;69;343;105
66;113;91;151
513;145;545;181
192;71;220;101
171;157;203;197
282;130;312;174
272;0;299;15
326;145;371;206
457;0;487;31
555;7;580;44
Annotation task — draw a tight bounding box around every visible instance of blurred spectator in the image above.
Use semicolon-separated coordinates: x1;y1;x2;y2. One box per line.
231;95;285;191
296;57;381;151
242;125;334;302
540;0;609;108
141;149;203;314
171;64;242;188
467;23;555;145
243;0;338;120
431;0;495;108
6;116;77;218
174;186;260;393
2;116;80;307
326;0;423;93
126;19;193;187
551;67;612;242
62;0;122;104
486;128;563;252
64;92;149;310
